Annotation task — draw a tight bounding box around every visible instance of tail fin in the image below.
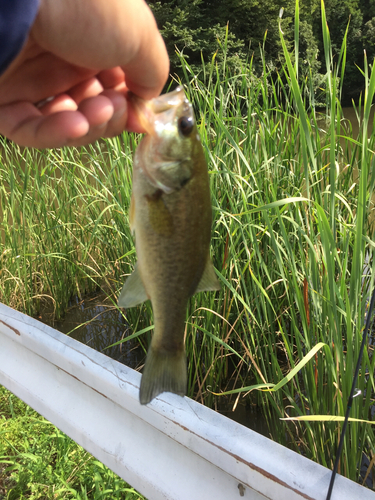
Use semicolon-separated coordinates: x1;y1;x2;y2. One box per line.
139;348;187;405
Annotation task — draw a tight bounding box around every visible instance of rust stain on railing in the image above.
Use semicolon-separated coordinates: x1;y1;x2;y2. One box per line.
0;319;20;336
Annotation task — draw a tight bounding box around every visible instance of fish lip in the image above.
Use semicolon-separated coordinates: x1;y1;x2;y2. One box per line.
130;86;188;137
130;94;155;136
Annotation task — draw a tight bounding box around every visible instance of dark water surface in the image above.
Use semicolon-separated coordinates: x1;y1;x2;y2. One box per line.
41;293;272;437
43;294;145;371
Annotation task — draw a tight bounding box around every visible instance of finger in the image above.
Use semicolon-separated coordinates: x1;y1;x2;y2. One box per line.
0;87;145;148
40;87;138;135
67;77;104;105
0;51;97;105
0;94;115;148
98;89;127;134
38;94;78;114
0;101;90;148
66;90;129;146
37;77;109;114
97;68;126;90
66;71;154;134
77;94;115;128
66;88;151;145
0;90;144;149
68;88;145;140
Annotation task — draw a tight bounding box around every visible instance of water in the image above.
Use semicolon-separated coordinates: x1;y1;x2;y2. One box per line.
42;294;145;371
40;292;272;437
340;106;374;137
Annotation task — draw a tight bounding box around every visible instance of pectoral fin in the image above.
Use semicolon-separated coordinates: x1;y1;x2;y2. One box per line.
194;257;221;294
118;264;148;308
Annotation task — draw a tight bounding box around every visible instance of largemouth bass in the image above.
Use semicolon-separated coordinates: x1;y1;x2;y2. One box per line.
118;86;220;405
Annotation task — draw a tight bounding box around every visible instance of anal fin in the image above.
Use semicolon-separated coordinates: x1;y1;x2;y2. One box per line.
194;257;221;294
118;264;148;308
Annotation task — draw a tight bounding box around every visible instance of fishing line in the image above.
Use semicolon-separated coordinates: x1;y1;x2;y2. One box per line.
326;284;375;500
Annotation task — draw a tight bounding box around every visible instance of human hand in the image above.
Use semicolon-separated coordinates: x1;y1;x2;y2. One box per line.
0;0;169;148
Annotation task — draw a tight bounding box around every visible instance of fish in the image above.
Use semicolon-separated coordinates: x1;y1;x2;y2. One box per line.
118;86;220;405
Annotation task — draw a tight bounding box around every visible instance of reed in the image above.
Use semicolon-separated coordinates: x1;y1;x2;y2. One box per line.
0;0;374;485
175;0;375;482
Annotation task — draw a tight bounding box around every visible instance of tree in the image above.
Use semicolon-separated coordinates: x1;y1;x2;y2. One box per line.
147;0;374;103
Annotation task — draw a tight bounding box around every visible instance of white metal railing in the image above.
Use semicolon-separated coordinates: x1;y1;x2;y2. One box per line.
0;303;373;500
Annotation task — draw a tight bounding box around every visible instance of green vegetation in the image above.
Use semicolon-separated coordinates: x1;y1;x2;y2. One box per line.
1;0;375;492
0;386;144;499
0;136;138;320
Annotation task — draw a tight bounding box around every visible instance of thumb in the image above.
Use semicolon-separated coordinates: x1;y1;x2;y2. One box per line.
32;0;169;99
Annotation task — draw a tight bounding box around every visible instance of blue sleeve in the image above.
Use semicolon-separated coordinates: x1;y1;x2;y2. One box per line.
0;0;40;75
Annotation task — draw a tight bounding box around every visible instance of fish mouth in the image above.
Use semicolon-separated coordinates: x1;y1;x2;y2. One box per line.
130;86;187;136
131;94;155;135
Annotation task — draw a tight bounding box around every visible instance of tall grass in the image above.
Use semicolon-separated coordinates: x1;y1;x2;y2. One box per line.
0;136;144;321
0;0;374;486
178;0;375;483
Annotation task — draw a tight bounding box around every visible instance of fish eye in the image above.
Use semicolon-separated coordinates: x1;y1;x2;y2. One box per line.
178;116;194;137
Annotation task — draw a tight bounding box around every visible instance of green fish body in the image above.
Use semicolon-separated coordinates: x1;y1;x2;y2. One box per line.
118;86;220;405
